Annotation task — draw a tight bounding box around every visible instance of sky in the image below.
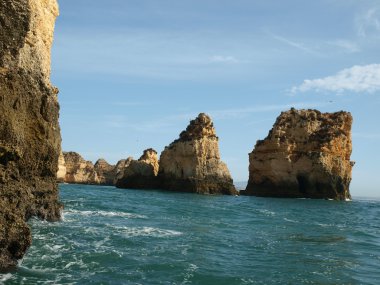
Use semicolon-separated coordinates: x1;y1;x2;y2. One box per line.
52;0;380;197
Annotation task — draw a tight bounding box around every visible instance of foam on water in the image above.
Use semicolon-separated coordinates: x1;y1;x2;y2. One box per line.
3;184;380;285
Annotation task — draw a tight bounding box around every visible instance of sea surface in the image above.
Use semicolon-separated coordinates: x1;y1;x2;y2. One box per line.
1;184;380;284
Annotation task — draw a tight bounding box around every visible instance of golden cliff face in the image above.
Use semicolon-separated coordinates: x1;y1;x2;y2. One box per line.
243;108;354;200
0;0;61;269
158;113;237;195
62;152;100;184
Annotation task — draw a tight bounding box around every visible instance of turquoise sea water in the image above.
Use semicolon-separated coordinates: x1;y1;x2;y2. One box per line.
1;184;380;284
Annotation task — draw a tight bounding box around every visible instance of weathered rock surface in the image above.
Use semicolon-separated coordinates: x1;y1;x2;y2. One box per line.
0;0;61;270
63;152;100;184
242;108;354;200
115;149;159;189
113;157;133;185
94;158;115;186
158;113;237;195
56;151;66;182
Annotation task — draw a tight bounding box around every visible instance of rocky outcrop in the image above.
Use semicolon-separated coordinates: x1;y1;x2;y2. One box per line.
57;152;66;182
115;149;159;189
0;0;61;270
94;159;115;186
63;152;100;184
113;157;133;185
157;113;237;195
242;108;354;200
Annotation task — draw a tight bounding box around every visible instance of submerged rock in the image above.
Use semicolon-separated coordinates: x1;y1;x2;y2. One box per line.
242;108;354;200
115;149;159;189
63;152;100;184
158;113;237;195
0;0;62;269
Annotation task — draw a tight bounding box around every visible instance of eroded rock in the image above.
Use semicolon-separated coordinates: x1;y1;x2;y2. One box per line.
0;0;61;269
115;149;159;189
158;113;237;195
242;108;354;200
63;152;100;184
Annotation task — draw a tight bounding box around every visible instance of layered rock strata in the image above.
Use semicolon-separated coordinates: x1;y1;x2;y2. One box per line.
158;113;237;195
63;152;100;184
0;0;61;269
242;108;354;200
115;149;159;189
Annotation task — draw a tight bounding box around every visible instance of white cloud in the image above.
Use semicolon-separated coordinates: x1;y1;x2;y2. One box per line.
356;8;380;38
291;64;380;94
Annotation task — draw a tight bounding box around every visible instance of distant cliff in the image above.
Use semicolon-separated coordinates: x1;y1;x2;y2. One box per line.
0;0;62;269
58;152;128;186
241;108;354;200
157;113;237;195
115;149;159;189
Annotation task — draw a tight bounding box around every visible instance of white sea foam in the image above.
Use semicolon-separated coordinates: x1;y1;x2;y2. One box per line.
64;209;147;219
0;273;12;283
119;226;182;238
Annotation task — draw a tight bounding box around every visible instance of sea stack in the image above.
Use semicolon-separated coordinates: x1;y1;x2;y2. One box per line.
158;113;237;195
57;152;67;182
63;152;100;184
115;149;159;189
0;0;61;269
94;158;115;186
242;108;354;200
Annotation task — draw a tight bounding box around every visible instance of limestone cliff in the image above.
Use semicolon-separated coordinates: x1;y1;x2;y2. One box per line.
158;113;237;195
242;108;354;200
57;151;66;182
63;152;100;184
94;158;115;186
115;149;159;189
113;157;133;185
0;0;61;269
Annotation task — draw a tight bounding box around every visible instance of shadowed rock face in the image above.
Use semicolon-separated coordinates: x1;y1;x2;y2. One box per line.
0;0;61;270
242;108;354;200
158;113;237;195
115;149;159;189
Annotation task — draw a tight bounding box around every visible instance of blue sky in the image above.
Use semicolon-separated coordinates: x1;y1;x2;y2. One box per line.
52;0;380;197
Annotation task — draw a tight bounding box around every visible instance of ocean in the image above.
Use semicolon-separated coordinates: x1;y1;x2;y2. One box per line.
1;184;380;284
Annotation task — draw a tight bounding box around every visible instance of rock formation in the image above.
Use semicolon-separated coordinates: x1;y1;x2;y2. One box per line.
63;152;100;184
113;157;133;185
94;158;115;185
57;152;66;182
157;113;237;195
241;108;354;200
115;149;159;189
0;0;61;269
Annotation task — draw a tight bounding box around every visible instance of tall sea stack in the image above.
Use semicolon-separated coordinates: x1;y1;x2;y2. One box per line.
0;0;61;269
158;113;237;195
242;108;354;200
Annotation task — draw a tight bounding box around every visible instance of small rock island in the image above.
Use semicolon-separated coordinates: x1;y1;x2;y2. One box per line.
115;148;159;189
157;113;237;195
241;108;354;200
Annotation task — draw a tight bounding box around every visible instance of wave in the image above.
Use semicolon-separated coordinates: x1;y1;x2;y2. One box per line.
115;226;183;238
64;209;147;219
0;273;12;282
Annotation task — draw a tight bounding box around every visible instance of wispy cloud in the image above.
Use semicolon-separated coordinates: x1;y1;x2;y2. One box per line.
291;64;380;94
356;8;380;38
328;39;360;53
269;33;321;56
